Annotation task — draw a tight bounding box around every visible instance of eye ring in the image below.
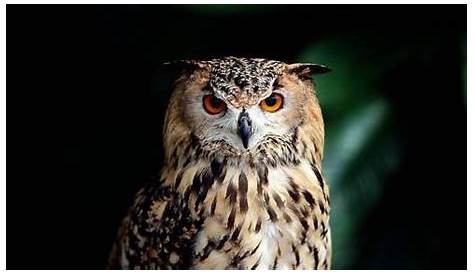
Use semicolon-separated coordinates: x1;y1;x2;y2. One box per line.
203;94;227;115
260;93;284;112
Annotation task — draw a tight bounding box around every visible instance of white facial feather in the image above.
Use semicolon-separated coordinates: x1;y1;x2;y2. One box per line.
185;87;299;151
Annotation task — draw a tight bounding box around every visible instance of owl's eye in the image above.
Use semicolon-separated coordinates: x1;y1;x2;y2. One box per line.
203;94;227;115
260;93;284;112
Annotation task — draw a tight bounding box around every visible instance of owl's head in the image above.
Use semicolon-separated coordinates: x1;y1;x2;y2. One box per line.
163;57;329;162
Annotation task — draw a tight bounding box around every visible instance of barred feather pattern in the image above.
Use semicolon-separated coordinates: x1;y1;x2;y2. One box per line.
108;58;331;270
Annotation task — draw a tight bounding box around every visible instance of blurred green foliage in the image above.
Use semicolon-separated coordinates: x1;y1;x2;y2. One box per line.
300;37;402;268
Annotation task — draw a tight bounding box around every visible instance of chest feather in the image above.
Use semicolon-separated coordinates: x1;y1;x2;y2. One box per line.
173;160;331;270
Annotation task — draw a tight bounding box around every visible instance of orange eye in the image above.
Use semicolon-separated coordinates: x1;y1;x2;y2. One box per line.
260;93;284;112
203;94;227;115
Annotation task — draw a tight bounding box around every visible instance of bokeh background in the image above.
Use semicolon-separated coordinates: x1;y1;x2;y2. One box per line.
8;4;466;269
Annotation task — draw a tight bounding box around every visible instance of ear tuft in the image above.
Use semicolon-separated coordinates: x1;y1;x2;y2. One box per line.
287;63;331;79
161;59;210;73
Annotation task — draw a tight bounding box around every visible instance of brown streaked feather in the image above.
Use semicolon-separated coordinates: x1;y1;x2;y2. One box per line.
108;57;331;270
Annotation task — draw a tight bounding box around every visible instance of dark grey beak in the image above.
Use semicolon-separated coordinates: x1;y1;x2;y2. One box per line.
238;110;252;149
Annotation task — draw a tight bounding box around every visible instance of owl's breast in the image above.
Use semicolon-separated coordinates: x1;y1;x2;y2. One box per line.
186;160;331;269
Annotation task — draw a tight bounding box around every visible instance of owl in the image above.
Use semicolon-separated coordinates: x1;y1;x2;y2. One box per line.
108;57;331;270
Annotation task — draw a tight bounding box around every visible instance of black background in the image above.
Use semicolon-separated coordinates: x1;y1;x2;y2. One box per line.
7;4;466;269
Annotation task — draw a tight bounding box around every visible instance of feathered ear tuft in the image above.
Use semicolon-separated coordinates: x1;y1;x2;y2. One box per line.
286;63;331;79
161;59;210;73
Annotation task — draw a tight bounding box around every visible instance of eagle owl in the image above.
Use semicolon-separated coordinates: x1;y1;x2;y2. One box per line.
108;57;331;269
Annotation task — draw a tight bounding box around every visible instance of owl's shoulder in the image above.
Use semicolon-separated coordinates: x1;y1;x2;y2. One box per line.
110;179;202;269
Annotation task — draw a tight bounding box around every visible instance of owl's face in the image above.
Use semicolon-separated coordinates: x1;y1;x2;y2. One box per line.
185;79;303;151
166;57;329;157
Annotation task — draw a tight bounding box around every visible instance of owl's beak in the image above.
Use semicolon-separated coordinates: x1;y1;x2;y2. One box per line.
238;110;252;149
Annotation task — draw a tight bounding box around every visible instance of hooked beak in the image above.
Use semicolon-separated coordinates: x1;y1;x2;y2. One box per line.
238;110;252;149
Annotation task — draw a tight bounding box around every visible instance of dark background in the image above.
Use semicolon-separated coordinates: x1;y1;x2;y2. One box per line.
7;4;466;269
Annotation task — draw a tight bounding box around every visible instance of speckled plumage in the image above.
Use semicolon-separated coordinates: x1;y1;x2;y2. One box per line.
208;57;286;108
108;57;331;270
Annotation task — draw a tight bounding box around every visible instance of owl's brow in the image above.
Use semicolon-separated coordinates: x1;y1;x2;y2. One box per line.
201;82;212;93
272;79;284;90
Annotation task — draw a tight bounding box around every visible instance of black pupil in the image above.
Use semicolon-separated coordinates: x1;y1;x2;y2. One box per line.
211;96;222;108
265;95;277;106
